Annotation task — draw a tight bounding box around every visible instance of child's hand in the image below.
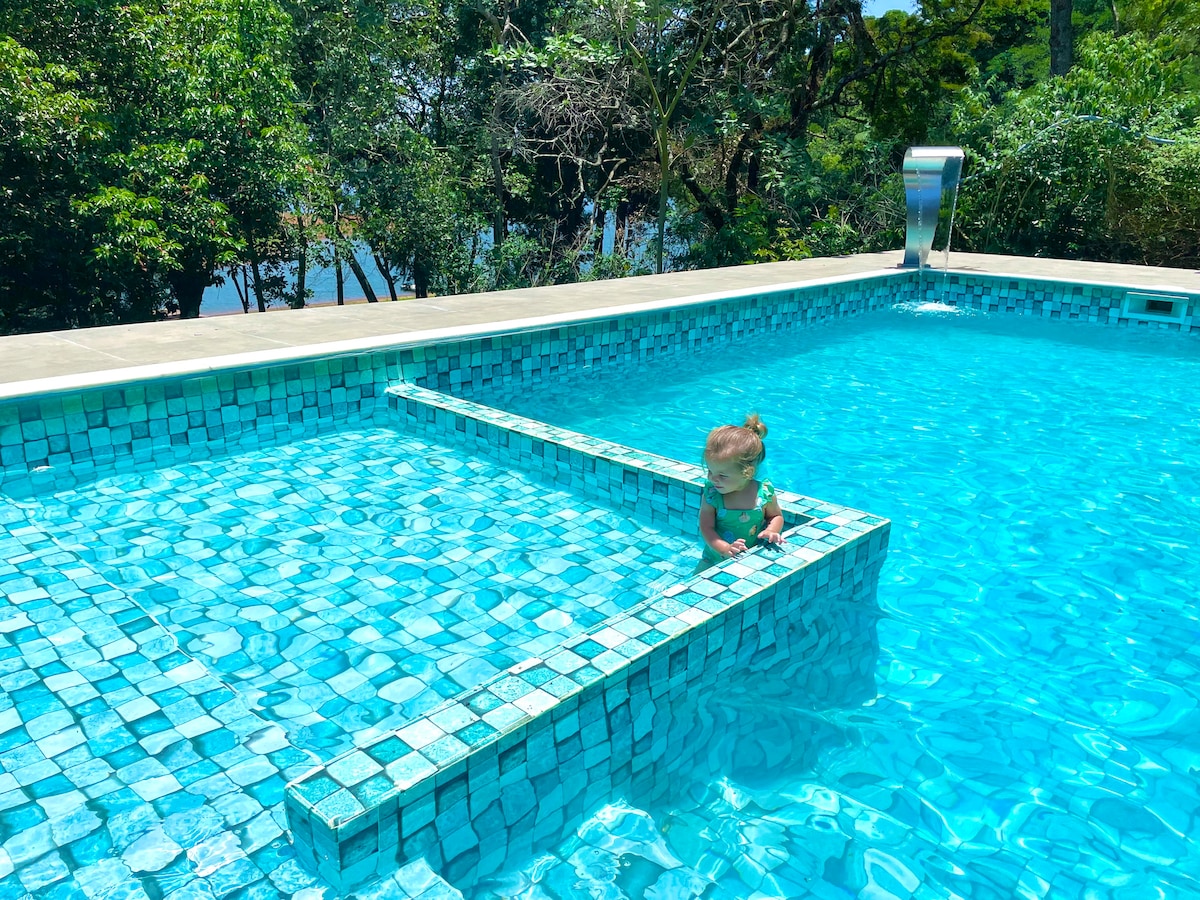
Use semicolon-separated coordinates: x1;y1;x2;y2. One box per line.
758;529;786;546
725;539;748;557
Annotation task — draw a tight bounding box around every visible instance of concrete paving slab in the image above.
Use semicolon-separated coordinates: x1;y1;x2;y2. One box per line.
3;332;135;381
944;253;1200;290
1;251;1197;401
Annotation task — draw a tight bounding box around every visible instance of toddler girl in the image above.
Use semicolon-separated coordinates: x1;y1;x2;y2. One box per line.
698;413;785;568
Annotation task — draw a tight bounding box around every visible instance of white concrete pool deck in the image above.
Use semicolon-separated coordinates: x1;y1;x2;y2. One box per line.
2;250;1198;400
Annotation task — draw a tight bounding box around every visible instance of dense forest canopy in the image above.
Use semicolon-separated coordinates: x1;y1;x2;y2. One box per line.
0;0;1197;332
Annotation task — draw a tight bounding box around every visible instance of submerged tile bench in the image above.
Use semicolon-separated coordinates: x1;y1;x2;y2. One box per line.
283;387;891;892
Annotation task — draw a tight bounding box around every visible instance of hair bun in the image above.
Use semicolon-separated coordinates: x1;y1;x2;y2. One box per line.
743;413;767;439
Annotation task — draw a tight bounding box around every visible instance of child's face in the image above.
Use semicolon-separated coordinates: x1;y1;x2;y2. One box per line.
705;455;752;494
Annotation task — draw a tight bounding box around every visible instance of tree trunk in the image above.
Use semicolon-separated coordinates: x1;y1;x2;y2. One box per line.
562;169;587;246
343;247;377;302
490;131;506;249
169;270;208;319
373;254;399;302
248;240;267;313
295;217;308;309
335;244;345;306
1050;0;1073;75
655;131;670;274
594;207;606;257
467;232;480;292
331;220;378;302
413;257;430;299
231;265;250;314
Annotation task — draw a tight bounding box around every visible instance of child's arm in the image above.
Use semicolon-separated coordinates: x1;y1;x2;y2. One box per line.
699;499;745;558
758;497;786;545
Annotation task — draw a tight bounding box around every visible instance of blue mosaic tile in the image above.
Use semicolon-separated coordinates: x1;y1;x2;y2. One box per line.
278;382;892;893
0;268;918;898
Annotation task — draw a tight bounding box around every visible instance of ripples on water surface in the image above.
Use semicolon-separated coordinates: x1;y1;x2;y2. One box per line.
18;429;696;760
470;307;1200;898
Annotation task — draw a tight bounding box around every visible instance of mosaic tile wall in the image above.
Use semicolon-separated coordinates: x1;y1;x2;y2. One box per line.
0;358;397;497
924;272;1200;333
464;525;886;896
286;535;888;892
4;268;1196;498
387;384;706;536
0;273;911;497
283;387;891;893
422;275;912;398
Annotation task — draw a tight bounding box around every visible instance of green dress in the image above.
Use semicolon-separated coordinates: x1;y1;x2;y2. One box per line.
701;479;776;564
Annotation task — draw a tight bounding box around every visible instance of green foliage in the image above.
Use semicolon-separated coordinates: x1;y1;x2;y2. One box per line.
861;9;980;146
582;252;647;281
675;129;905;269
3;0;1200;332
1118;0;1200;64
1110;139;1200;265
95;0;310;316
0;0;309;328
349;128;471;297
671;197;772;269
490;32;622;71
0;37;123;332
955;31;1200;266
478;234;553;290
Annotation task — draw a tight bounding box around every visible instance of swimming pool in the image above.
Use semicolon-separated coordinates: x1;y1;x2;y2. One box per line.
466;304;1200;896
0;262;1195;899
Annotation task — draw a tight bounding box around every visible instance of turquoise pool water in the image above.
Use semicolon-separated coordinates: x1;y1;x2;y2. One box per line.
470;306;1200;896
14;426;696;762
0;424;696;899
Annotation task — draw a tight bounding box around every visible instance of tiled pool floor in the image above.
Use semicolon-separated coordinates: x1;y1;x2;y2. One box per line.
13;426;697;762
0;422;697;898
0;509;316;898
0;514;460;900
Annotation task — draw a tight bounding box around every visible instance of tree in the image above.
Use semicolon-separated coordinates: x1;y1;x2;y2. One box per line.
954;32;1200;265
491;32;647;279
87;0;309;318
601;0;718;274
1050;0;1073;74
660;0;995;269
349;131;469;299
0;0;309;325
0;38;124;333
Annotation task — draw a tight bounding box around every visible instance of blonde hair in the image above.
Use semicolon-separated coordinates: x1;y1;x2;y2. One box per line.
704;413;767;479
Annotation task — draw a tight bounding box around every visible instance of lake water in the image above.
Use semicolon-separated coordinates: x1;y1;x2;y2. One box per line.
201;247;396;316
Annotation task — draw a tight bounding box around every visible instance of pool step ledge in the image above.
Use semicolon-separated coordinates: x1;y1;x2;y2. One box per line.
283;385;891;892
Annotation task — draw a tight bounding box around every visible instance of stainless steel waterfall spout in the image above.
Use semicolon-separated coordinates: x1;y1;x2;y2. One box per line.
902;147;965;268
